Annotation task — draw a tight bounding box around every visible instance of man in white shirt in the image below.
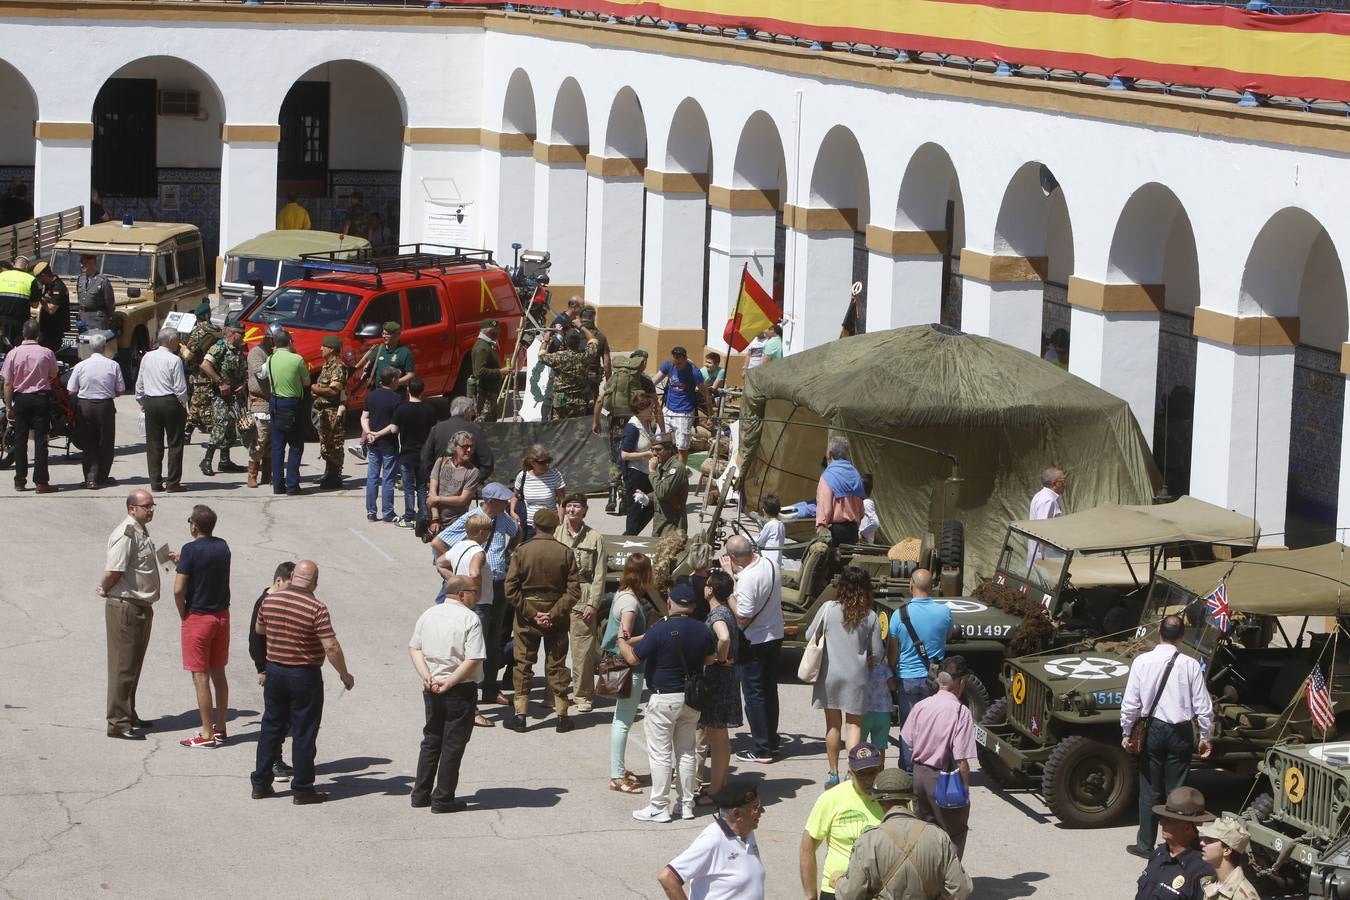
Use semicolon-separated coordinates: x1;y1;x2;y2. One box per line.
135;326;190;492
67;332;125;488
658;780;766;900
1120;614;1213;857
408;573;486;814
1026;466;1066;567
721;535;784;764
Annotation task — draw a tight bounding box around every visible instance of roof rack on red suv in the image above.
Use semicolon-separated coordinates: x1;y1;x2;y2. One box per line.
298;243;497;284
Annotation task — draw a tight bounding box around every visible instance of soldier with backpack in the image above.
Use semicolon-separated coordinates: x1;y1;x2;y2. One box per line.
592;349;657;514
181;300;222;443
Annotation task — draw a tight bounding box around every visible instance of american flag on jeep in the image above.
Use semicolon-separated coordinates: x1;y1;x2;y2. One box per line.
1306;664;1335;734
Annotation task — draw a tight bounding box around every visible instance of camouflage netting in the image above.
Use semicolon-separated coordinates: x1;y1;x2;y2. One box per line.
973;579;1056;656
651;530;689;593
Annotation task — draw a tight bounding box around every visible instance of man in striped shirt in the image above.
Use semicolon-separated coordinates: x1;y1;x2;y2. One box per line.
250;560;355;804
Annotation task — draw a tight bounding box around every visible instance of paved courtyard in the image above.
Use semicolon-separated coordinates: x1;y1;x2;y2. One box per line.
0;397;1258;899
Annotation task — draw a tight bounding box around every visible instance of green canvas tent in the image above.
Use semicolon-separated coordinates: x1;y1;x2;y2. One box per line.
738;324;1161;591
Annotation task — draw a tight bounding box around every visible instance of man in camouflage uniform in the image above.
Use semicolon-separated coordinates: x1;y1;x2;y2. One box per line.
470;318;508;422
538;324;598;420
182;300;221;443
197;320;248;476
244;324;276;488
312;335;348;489
577;306;610;406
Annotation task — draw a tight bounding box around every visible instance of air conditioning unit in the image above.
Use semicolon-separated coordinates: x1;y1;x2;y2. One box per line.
157;89;201;117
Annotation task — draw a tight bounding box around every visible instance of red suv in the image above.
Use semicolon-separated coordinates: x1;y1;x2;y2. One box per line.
239;246;522;410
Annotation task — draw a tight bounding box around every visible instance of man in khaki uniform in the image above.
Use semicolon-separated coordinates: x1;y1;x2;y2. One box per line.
649;433;689;537
559;493;604;712
312;335;347;489
832;769;972;900
504;508;580;733
95;489;177;739
244;325;276;488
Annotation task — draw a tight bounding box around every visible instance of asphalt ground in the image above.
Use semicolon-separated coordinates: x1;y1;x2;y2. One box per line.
0;396;1275;899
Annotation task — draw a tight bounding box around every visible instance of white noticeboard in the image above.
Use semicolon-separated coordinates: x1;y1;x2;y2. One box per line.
424;204;472;247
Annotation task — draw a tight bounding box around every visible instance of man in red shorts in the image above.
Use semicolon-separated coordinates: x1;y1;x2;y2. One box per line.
174;504;232;748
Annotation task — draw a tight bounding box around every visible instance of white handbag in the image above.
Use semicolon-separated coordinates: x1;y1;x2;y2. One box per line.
797;623;826;683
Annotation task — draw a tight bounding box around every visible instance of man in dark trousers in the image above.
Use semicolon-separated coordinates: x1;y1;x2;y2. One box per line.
249;561;295;780
251;560;355;804
408;573;486;813
31;261;70;353
503;508;579;734
2;318;58;492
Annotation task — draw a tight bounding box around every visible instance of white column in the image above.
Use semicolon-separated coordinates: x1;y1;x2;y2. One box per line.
1190;337;1294;544
960;279;1042;355
34;129;91;219
400;140;483;247
532;152;587;288
1069;307;1161;442
583;169;644;306
493;149;534;260
218;139;279;257
641;186;706;333
866;253;944;330
707;204;776;350
788;228;853;353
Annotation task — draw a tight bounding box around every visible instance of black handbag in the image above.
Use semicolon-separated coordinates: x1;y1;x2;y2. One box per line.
671;622;713;712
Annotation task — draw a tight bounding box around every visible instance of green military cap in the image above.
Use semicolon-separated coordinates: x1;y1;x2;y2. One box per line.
630;349;648;360
870;769;915;801
482;317;499;328
223;316;245;331
533;508;560;531
194;299;212;318
382;321;401;334
321;335;342;350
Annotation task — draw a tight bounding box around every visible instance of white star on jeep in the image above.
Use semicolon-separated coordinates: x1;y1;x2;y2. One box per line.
1043;656;1129;680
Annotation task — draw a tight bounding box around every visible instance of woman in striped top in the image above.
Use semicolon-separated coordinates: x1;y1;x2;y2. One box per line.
511;444;566;540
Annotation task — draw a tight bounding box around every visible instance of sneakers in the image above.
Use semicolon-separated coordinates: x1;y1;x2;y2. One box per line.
672;803;696;821
179;734;218;749
396;517;416;529
734;750;776;764
574;699;593;713
348;445;368;462
824;771;841;788
631;805;673;824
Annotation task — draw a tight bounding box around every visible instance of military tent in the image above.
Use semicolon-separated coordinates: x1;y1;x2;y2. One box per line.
738;324;1161;591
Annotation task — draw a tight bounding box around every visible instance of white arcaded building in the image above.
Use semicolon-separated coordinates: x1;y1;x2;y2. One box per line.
3;0;1350;546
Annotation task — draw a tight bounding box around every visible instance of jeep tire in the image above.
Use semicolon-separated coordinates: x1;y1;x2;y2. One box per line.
976;699;1027;789
1042;734;1136;828
961;670;989;725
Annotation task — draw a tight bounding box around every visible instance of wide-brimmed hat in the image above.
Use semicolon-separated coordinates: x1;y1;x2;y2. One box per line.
1152;787;1215;824
1199;815;1251;854
870;769;915;801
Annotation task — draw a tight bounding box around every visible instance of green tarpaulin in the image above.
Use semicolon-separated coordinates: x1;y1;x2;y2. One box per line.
480;417;614;493
1162;543;1350;616
738;324;1161;591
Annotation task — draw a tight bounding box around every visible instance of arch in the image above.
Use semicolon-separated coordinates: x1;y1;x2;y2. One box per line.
92;55;227;124
550;77;589;147
993;161;1064;258
1239;207;1338;320
664;97;711;176
501;68;536;136
895;142;961;233
731;111;785;192
808;125;869;223
0;59;38;171
1107;183;1194;287
602;86;646;160
271;58;407;128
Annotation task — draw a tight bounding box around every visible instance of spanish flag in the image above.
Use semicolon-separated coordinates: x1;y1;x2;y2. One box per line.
723;265;781;352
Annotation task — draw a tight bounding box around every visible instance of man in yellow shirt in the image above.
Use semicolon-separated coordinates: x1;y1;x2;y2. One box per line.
800;743;885;899
276;194;311;231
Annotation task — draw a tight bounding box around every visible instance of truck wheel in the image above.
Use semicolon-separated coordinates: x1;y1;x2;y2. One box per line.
1042;734;1136;828
977;699;1027;789
962;670;990;725
119;327;151;384
939;519;964;587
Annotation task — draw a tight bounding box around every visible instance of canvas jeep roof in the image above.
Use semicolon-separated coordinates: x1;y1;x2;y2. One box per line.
1159;542;1350;616
225;229;369;260
1011;496;1259;554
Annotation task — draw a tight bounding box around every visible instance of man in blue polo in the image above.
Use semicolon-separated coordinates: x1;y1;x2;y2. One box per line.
652;346;710;465
886;568;952;772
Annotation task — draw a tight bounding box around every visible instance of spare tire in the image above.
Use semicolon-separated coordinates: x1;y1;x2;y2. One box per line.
939;519;964;583
961;670;990;725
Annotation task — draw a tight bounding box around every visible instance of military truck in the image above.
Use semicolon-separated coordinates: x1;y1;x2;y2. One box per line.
218;229;369;313
977;542;1349;829
49;221;207;371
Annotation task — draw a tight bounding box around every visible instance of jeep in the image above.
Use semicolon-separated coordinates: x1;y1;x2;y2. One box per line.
219;229;369;313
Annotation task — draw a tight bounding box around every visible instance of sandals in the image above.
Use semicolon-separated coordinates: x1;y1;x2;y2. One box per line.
473;714;494;728
694;788;717;807
610;777;643;794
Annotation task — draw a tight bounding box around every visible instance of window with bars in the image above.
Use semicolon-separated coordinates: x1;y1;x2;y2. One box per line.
92;79;157;198
278;82;330;183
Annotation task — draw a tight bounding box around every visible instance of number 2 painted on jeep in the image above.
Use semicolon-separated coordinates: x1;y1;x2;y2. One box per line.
1284;765;1307;804
1011;672;1027;705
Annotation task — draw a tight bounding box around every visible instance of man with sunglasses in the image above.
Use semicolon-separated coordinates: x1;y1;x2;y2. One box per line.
658;779;766;899
96;489;177;739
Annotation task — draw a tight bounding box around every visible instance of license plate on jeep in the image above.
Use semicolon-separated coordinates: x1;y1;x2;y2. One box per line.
975;726;988;747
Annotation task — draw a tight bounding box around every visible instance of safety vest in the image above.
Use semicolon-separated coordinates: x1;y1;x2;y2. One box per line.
0;268;35;299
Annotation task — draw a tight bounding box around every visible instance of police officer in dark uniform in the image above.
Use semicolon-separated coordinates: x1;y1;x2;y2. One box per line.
32;262;70;353
1134;787;1217;900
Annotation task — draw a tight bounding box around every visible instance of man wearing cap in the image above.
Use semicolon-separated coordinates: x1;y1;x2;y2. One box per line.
658;779;766;899
470;318;510;422
832;769;973;900
1134;787;1218;900
358;322;414;391
504;508;580;733
198;319;248;477
244;324;276;488
75;253;115;334
183;300;222;442
560;492;605;713
618;582;716;823
538;323;599;420
1197;816;1260;900
312;335;348;489
801;742;886;899
31;261;69;353
646;432;690;537
1123;614;1214;857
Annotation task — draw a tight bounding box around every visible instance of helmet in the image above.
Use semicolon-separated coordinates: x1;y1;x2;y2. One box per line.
265;322;287;343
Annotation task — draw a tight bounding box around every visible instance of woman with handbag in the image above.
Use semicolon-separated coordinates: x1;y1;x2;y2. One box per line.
694;570;743;806
600;553;654;794
804;566;883;788
899;655;978;860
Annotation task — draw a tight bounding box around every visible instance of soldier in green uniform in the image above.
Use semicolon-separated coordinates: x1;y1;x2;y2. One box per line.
647;432;690;537
356;321;414;391
182;300;222;443
538;325;598;420
312;335;348;489
197;320;248;476
559;493;604;713
503;508;580;734
577;306;610;406
470;318;509;422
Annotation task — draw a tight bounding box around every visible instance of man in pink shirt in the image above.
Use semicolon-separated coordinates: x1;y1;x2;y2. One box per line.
900;655;977;859
2;318;59;493
815;435;866;545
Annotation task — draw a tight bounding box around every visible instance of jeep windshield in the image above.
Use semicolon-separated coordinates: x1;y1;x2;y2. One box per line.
997;527;1068;591
51;250;152;282
223;257;309;289
1140;578;1224;657
246;286;362;332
